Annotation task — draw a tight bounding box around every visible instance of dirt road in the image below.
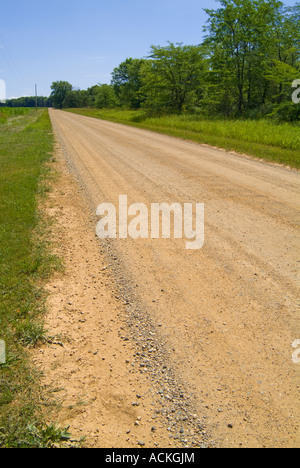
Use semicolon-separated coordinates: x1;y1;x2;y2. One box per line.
47;109;299;448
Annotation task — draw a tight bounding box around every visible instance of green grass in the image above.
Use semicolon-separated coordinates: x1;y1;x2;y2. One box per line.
65;108;300;169
0;109;71;448
0;107;32;124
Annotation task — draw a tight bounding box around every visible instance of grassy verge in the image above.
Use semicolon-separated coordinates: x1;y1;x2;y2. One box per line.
65;108;300;169
0;109;72;447
0;107;32;124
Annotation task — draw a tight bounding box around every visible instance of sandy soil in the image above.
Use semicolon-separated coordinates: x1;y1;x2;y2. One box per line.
34;109;299;448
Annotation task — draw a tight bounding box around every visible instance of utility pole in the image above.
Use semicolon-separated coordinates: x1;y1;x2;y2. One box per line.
35;84;38;110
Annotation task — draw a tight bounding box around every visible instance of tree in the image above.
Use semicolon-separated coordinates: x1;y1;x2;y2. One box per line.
111;58;146;108
266;3;300;111
95;84;119;108
203;0;300;118
140;42;206;114
50;81;73;109
87;85;102;107
63;89;90;108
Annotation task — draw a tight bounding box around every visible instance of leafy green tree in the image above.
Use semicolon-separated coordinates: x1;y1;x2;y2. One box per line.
63;89;90;108
140;42;206;114
266;3;300;111
111;58;146;108
204;0;300;118
95;84;118;108
205;0;270;115
50;81;73;109
87;85;102;107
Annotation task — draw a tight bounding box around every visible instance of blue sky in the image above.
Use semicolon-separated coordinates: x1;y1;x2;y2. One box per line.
0;0;298;98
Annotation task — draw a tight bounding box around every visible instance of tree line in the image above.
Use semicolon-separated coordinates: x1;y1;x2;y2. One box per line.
1;96;52;108
7;0;300;121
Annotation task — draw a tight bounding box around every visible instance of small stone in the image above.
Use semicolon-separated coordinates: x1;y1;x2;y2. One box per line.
138;440;145;446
